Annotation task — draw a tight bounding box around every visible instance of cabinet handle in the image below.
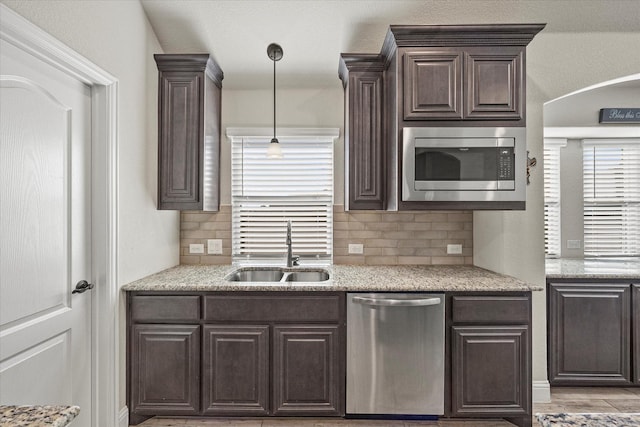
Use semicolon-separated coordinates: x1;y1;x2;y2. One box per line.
352;296;441;307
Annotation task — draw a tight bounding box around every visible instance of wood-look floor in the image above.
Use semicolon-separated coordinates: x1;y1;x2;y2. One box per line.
133;387;640;427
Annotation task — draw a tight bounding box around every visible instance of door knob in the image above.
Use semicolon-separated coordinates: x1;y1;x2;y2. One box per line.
72;280;94;294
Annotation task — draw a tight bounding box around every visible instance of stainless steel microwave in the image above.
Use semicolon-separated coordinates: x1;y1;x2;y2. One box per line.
402;127;526;203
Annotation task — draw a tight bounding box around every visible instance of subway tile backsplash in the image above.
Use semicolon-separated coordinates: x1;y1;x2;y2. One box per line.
179;205;472;265
332;205;472;265
180;206;232;265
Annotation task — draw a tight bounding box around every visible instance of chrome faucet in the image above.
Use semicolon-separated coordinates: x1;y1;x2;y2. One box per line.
286;220;299;267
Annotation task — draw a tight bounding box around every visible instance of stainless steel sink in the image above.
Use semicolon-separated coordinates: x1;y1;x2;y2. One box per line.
226;268;284;282
225;267;330;283
284;271;330;282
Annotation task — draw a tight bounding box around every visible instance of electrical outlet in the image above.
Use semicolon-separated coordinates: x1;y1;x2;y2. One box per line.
567;240;582;249
189;243;205;254
208;239;223;255
348;243;364;254
447;244;463;255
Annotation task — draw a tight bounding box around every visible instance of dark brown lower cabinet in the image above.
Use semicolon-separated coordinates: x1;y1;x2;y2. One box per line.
448;294;531;427
202;325;270;415
631;283;640;385
129;324;200;417
273;325;341;416
127;292;345;424
634;284;640;384
548;281;632;385
451;326;529;416
128;290;537;426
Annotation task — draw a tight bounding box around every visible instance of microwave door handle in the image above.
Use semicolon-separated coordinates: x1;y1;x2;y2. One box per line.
352;296;441;307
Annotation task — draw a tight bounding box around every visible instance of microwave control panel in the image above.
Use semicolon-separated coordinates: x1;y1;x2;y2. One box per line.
498;147;515;180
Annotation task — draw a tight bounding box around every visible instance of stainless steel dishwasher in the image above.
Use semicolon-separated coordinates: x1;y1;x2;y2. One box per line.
347;293;445;416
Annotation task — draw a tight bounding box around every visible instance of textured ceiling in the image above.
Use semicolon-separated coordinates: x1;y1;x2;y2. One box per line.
140;0;640;89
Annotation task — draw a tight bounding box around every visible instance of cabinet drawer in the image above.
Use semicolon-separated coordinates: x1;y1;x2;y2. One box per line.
204;294;343;323
451;295;529;324
131;295;201;322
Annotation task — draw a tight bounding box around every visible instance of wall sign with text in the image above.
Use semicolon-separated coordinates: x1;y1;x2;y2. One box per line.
599;108;640;123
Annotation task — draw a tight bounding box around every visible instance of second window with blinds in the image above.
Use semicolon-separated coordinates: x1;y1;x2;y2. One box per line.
543;138;640;258
228;128;338;264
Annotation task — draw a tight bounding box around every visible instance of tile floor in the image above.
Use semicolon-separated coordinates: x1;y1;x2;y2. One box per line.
133;387;640;427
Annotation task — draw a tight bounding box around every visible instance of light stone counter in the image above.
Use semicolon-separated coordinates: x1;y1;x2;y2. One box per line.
546;258;640;279
122;264;542;292
0;405;80;427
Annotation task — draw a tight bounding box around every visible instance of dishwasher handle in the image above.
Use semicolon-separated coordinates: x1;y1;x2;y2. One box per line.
352;296;442;307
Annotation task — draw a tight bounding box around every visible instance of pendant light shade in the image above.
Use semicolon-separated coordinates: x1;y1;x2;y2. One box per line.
267;137;283;158
267;43;283;159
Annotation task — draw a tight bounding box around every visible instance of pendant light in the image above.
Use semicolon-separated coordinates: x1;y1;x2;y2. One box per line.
266;43;283;159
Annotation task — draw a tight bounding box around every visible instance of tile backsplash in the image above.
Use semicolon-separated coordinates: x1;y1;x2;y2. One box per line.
180;206;233;265
179;205;472;265
333;205;472;265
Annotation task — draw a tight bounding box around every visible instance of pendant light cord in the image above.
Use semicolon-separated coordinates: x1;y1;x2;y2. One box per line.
273;57;276;141
266;43;282;147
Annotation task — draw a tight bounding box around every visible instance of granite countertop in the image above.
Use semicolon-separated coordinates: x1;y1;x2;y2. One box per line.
546;258;640;279
536;412;640;427
122;264;542;292
0;405;79;427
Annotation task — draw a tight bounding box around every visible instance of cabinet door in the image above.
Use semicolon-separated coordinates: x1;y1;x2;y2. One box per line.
634;284;640;384
347;71;385;210
548;283;631;385
451;326;529;417
130;324;200;416
157;70;203;210
202;325;270;415
403;51;463;120
155;54;222;211
464;47;523;120
273;325;343;416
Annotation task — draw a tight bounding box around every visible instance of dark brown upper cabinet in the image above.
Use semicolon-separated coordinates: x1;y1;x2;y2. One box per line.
403;47;524;122
464;48;523;120
338;55;386;210
403;50;463;120
385;24;544;128
338;24;544;211
154;54;223;211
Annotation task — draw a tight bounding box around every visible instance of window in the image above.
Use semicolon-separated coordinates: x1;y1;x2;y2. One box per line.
583;140;640;257
544;139;565;258
228;128;338;263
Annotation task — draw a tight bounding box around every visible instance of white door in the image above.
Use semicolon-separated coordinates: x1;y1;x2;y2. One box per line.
0;37;93;425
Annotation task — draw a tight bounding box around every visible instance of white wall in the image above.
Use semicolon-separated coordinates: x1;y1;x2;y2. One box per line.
220;87;345;204
474;31;640;393
558;140;584;259
0;0;178;410
546;84;640;128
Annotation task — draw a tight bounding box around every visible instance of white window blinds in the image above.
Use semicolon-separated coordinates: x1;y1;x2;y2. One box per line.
544;139;565;258
229;128;337;262
583;140;640;257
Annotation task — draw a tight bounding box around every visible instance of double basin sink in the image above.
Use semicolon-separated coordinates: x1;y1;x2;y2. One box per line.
226;267;330;284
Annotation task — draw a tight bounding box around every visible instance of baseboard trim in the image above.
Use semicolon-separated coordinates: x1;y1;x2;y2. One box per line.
533;380;551;403
119;406;129;427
